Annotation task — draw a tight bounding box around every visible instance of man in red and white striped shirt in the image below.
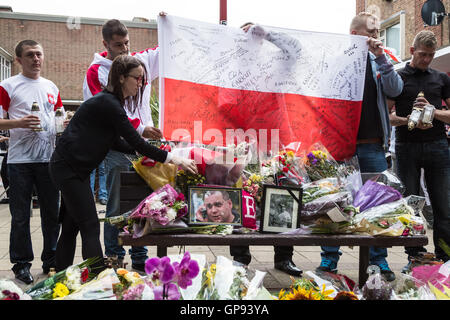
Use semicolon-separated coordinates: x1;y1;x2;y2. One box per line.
0;40;61;284
83;19;162;272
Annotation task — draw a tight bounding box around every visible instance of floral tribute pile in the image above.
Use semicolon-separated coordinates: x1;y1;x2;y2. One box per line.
1;251;449;300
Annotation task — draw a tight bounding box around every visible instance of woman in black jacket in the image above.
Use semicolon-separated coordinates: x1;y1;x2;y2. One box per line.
49;55;197;271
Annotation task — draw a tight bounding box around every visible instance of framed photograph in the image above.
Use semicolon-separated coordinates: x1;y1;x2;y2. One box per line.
260;184;302;233
188;186;242;226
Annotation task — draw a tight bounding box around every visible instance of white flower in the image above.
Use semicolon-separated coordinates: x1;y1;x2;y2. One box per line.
166;208;177;221
65;265;82;291
149;200;165;211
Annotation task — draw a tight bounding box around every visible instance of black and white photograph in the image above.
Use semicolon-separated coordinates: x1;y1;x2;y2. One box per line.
260;185;302;233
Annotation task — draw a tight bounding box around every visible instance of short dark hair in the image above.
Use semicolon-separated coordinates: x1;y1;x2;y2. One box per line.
106;55;147;111
102;19;128;42
204;190;230;201
15;40;40;57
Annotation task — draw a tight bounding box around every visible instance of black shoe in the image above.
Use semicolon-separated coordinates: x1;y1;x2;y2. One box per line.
274;260;303;277
132;263;146;272
13;266;34;285
377;262;396;282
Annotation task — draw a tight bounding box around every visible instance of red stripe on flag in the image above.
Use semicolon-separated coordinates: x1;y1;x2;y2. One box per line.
163;78;361;161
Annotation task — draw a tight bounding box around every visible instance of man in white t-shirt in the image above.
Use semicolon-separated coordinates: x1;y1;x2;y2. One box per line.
83;18;163;272
0;40;62;284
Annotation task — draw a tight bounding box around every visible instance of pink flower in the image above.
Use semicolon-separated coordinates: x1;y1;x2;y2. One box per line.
173;252;200;289
153;283;181;300
145;256;175;284
122;284;146;300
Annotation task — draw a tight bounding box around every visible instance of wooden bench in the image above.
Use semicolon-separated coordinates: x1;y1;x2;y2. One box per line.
118;171;429;286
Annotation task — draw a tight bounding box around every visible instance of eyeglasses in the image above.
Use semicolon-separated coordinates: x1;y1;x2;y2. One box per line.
127;75;143;83
205;201;224;209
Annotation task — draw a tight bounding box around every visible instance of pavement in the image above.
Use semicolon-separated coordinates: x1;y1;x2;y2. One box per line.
0;190;435;295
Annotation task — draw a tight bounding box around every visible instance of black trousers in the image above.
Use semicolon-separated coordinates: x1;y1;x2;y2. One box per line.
1;152;9;197
230;245;294;265
49;151;104;272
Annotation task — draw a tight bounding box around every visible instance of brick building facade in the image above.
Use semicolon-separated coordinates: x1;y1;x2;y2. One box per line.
355;0;450;73
0;7;158;107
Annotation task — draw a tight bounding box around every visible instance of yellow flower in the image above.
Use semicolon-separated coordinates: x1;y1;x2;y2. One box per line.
279;287;317;300
312;284;334;300
52;282;70;299
204;264;216;288
116;268;129;276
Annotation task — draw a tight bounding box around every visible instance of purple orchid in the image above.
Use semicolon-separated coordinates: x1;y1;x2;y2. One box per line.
145;256;175;284
173;252;200;289
153;283;181;300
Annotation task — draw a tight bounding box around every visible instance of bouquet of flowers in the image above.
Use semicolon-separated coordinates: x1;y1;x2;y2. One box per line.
56;268;120;300
353;180;403;212
113;251;201;300
26;257;102;300
302;142;340;181
1;279;31;300
277;277;337;300
349;197;426;236
175;168;206;199
170;141;253;187
195;256;271;300
390;272;436;300
130;143;178;191
242;173;264;205
127;184;188;238
261;146;307;187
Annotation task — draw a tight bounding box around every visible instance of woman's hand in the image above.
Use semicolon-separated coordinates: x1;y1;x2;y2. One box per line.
170;155;198;175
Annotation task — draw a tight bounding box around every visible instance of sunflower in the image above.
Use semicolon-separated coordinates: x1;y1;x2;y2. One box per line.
279;287;318;300
312;284;334;300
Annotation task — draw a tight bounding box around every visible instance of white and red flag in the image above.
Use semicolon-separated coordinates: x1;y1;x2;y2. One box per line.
158;15;369;161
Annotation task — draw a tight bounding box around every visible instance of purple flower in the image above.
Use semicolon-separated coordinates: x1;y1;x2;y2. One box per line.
173;252;200;289
145;256;175;284
153;283;181;300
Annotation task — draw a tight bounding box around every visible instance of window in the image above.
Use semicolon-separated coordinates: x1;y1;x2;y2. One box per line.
0;48;12;82
380;11;406;64
381;23;401;57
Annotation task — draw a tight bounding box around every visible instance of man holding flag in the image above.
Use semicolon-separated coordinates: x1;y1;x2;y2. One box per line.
318;12;404;282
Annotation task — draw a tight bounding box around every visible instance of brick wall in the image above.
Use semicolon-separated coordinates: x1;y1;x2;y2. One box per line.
356;0;449;60
0;16;158;102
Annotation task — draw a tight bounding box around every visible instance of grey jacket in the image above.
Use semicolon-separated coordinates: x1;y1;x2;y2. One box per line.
368;52;403;150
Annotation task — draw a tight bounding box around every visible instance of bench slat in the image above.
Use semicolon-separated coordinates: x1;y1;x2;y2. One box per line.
119;233;428;248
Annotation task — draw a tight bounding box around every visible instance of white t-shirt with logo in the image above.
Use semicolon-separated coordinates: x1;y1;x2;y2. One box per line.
0;74;63;164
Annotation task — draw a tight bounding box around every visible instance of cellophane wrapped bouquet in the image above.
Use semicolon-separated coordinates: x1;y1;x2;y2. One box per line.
126;184;189;238
302;142;341;182
260;141;308;187
130;142;178;191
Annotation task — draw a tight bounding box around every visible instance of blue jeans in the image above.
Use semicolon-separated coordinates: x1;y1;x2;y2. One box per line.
321;143;389;266
103;150;148;264
8;163;60;270
396;139;450;261
90;160;108;201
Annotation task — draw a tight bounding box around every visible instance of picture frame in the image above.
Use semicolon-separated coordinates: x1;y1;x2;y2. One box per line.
188;186;242;226
260;184;303;233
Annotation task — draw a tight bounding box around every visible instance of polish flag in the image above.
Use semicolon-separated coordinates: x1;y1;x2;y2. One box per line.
158;16;368;161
